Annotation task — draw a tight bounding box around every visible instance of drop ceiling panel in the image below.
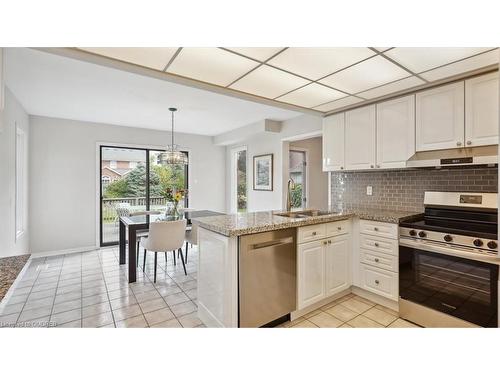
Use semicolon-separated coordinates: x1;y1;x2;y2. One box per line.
79;47;179;70
314;96;365;112
267;47;376;80
225;47;284;61
277;83;347;108
319;55;411;94
384;47;494;73
230;65;310;99
358;76;425;99
167;48;259;86
420;49;499;81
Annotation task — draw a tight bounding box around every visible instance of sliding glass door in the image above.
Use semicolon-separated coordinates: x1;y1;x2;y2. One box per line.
100;146;188;247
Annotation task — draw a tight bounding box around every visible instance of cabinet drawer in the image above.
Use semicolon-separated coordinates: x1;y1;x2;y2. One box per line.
326;220;351;237
297;223;327;244
360;264;398;301
359;220;398;239
360;249;398;272
359;234;398;255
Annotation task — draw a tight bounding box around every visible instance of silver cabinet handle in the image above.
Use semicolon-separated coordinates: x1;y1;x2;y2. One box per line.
376;165;380;168
373;227;379;231
456;141;462;146
374;258;380;263
370;165;374;168
337;227;341;230
340;166;344;170
251;237;294;250
374;242;379;247
312;231;317;235
328;240;332;244
323;241;328;245
466;140;472;145
375;280;380;285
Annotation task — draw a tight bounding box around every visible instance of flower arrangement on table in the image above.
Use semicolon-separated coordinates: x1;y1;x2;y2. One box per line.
163;187;188;217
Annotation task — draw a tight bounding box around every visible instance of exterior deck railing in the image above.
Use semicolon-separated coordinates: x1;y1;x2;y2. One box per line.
102;196;166;221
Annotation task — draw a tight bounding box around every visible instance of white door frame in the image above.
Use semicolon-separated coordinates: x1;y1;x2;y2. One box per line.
288;147;309;209
229;145;248;214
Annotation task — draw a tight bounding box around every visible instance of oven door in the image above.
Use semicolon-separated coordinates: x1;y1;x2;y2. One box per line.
399;245;499;327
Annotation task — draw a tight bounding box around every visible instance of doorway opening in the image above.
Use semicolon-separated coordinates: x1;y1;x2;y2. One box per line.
288;149;307;210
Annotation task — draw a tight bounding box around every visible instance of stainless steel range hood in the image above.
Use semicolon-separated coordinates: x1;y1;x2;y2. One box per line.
406;145;498;168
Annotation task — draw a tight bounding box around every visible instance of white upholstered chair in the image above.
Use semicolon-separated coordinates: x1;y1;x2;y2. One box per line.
183;223;198;264
130;210;162;264
140;219;187;282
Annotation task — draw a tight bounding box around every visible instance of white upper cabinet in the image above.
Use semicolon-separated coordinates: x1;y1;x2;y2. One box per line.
322;113;345;171
345;105;376;170
376;95;416;169
465;72;499;147
416;81;465;151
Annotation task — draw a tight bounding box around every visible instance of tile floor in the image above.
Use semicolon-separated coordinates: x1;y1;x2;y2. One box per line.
280;294;419;328
0;245;419;328
0;245;204;328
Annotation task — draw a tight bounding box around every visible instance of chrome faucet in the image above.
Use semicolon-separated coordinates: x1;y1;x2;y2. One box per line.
286;178;295;212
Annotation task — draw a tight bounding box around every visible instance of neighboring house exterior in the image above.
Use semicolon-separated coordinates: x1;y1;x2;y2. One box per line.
101;148;145;186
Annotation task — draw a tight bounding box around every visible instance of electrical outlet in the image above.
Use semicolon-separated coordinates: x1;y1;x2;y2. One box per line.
366;186;373;196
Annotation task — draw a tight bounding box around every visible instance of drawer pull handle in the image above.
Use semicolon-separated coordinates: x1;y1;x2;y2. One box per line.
374;242;379;247
312;231;317;235
374;258;380;263
375;280;380;285
323;241;328;245
374;227;379;231
337;227;342;230
328;240;332;244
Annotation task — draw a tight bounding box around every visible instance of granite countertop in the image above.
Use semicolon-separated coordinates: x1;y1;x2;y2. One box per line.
192;208;423;237
0;254;31;302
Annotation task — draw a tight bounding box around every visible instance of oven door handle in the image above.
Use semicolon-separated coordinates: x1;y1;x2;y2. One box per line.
400;237;500;268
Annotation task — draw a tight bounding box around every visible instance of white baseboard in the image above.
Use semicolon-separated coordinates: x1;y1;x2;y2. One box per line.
30;245;99;258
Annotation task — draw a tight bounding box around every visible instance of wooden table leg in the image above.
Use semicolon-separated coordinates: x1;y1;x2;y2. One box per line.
128;227;137;283
119;220;126;265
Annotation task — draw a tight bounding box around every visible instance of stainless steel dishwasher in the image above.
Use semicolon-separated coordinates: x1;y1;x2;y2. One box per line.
239;228;296;327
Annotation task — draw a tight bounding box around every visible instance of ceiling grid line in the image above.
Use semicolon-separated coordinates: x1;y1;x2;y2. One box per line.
162;47;183;72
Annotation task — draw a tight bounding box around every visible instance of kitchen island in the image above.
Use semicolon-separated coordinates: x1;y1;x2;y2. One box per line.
192;208;421;328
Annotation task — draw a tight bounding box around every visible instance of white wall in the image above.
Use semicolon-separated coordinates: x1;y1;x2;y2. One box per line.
225;114;322;212
29;116;226;254
0;88;30;257
289;137;328;209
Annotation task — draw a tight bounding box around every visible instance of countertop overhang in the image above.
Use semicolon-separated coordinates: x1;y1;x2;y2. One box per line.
192;208;423;237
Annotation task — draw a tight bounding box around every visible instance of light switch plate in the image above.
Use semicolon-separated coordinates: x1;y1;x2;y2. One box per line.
366;186;373;196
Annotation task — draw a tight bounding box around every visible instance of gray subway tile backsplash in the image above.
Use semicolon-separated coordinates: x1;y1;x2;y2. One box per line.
330;166;498;212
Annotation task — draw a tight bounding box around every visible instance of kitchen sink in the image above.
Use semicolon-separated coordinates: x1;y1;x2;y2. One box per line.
274;210;335;218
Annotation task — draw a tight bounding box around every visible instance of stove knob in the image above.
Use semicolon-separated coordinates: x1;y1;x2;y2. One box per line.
418;231;426;238
444;235;453;242
409;230;417;236
473;239;484;247
487;241;497;249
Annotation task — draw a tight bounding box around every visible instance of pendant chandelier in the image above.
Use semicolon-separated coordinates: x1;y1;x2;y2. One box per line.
158;107;188;165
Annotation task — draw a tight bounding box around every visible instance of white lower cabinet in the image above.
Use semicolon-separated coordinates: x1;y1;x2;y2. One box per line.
357;220;399;301
325;234;351;296
297;223;351;310
298;239;325;309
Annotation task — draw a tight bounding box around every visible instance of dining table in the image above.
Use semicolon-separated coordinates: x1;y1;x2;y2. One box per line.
119;210;223;283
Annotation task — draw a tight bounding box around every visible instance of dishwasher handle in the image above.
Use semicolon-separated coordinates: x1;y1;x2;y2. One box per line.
251;237;294;251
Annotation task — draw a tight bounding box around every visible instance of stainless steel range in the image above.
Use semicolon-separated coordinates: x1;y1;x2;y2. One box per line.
399;192;499;328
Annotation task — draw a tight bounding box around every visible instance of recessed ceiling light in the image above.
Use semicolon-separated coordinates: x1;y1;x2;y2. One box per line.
384;47;494;73
277;83;347;108
319;55;410;94
225;47;285;62
167;48;259;86
420;49;499;81
230;65;310;99
79;47;179;70
358;76;425;99
314;96;365;112
267;47;376;80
